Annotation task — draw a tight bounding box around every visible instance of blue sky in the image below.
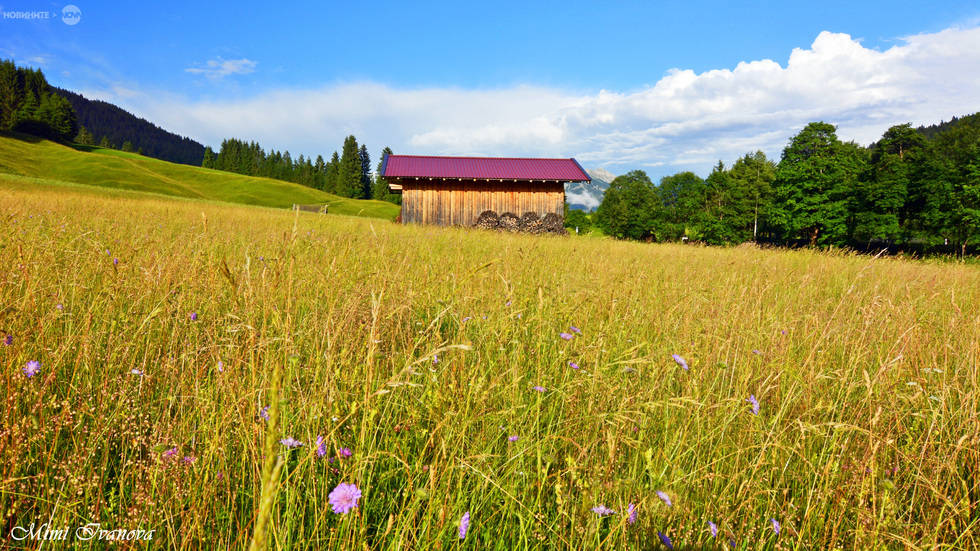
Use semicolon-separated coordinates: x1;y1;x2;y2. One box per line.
2;0;979;186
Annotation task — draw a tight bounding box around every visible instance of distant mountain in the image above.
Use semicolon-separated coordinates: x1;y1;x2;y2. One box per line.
565;168;615;212
53;87;205;166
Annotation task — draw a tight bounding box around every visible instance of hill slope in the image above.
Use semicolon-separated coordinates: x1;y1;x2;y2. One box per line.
54;87;206;166
0;131;399;218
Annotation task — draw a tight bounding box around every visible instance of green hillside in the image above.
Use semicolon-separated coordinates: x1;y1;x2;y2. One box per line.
0;131;400;219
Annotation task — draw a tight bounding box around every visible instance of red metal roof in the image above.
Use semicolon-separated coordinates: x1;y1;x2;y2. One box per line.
380;155;590;182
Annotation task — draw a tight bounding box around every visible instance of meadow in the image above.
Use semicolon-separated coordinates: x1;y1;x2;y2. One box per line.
0;132;400;219
1;180;978;550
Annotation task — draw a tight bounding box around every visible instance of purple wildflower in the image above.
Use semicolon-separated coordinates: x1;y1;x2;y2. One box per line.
462;317;471;323
316;435;327;457
328;482;362;514
23;360;41;378
162;447;178;459
505;301;512;307
671;354;688;371
747;394;760;415
130;368;144;376
189;312;198;321
591;505;616;516
569;361;580;370
4;334;13;346
570;326;581;334
627;503;637;525
433;354;439;364
559;332;573;340
182;455;197;463
532;385;546;392
658;531;674;550
770;518;781;535
217;361;224;372
56;304;63;311
337;447;352;458
508;435;520;442
113;258;118;265
656;491;672;507
458;511;470;539
708;520;718;538
259;405;270;421
280;437;304;448
752;349;762;355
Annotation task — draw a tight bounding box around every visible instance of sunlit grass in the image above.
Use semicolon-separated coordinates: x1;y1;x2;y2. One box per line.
2;183;978;549
0;132;400;218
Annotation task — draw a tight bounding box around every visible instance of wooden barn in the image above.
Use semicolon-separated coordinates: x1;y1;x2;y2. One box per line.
379;155;591;227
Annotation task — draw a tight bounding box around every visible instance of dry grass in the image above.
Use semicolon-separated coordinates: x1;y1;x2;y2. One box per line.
1;183;978;550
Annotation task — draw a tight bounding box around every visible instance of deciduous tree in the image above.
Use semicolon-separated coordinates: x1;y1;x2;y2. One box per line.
771;122;864;245
594;170;656;240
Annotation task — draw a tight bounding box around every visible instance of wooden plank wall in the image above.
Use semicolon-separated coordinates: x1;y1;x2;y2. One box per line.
400;179;564;226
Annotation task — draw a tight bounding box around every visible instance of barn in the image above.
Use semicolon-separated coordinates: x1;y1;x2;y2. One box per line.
379;154;591;227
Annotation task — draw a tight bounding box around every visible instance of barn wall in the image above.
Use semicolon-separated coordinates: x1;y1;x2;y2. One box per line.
399;179;564;226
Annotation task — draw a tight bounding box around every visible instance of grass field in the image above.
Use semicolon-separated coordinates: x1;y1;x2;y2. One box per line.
1;182;978;550
0;131;400;219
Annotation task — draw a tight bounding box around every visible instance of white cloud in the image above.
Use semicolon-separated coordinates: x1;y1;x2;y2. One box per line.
565;190;601;211
105;25;979;179
185;57;257;80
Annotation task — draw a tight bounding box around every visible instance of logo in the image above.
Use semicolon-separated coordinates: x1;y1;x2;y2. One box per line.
62;5;81;25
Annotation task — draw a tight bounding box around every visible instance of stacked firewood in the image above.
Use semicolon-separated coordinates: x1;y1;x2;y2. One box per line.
499;212;521;232
474;210;500;230
541;213;567;235
471;210;566;235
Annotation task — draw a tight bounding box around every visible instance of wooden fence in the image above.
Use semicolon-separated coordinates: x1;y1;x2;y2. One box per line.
292;204;328;214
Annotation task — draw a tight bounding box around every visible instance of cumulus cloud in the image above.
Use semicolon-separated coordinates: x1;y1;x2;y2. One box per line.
185;57;257;80
565;190;601;211
113;26;978;179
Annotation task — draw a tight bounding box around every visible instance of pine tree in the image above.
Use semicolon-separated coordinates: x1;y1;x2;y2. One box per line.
373;146;395;203
0;59;22;130
12;92;38;127
359;144;372;199
324;152;340;194
75;126;95;145
202;146;215;169
99;135;110;148
44;93;78;141
313;154;326;190
338;135;362;198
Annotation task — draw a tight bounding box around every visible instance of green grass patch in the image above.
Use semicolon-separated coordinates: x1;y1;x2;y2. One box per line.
0;131;399;219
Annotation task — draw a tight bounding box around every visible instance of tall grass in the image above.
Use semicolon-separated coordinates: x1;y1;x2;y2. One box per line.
2;183;978;549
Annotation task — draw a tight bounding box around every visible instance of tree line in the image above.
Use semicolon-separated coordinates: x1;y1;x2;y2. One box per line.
592;115;980;255
202;136;400;204
2;59;206;165
0;59;77;142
